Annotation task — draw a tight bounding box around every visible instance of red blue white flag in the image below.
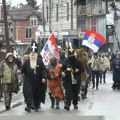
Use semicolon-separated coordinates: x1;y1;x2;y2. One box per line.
82;30;106;52
41;33;59;65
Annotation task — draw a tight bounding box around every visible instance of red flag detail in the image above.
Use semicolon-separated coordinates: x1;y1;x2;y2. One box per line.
49;33;57;45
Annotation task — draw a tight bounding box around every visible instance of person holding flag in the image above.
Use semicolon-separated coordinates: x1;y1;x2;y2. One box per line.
82;30;106;90
41;33;59;66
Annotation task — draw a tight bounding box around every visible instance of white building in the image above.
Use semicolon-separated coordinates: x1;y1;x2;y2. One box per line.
43;0;78;48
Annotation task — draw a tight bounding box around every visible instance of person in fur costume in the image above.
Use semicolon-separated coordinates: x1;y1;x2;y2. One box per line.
75;48;89;99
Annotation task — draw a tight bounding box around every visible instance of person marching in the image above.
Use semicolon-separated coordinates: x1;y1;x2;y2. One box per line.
47;56;64;109
0;53;20;110
112;52;120;90
91;53;101;90
99;53;110;83
61;47;84;111
75;48;89;99
21;42;47;112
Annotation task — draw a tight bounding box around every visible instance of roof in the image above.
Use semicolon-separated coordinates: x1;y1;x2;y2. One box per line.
9;4;42;20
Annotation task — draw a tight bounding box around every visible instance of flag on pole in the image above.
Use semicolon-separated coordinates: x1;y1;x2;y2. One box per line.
82;30;106;52
41;33;59;65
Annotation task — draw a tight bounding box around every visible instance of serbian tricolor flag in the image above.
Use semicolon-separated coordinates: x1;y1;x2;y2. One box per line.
41;33;59;65
82;30;106;52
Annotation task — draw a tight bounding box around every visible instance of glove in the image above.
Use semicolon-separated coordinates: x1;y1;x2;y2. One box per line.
74;68;79;73
42;78;46;83
61;72;66;77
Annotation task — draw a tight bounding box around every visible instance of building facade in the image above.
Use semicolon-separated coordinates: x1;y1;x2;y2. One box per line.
0;4;43;54
43;0;120;52
43;0;79;49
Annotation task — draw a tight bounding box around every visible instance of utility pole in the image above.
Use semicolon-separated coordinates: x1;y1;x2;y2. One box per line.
2;0;10;52
42;0;45;45
110;0;120;51
71;0;73;30
49;0;52;33
113;0;120;50
106;0;109;51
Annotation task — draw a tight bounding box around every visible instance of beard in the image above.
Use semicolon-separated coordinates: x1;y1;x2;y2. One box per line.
30;53;38;69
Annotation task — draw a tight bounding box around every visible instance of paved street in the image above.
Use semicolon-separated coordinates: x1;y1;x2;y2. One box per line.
0;71;120;120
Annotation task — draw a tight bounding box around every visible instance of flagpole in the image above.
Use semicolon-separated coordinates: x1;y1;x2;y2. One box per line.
42;0;46;46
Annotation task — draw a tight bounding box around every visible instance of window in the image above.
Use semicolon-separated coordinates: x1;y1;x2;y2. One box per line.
10;28;13;34
9;27;14;39
78;15;86;31
30;18;37;26
26;28;32;39
67;3;69;21
56;4;58;21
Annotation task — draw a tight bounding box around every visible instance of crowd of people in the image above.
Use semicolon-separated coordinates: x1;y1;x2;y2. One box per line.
0;42;120;113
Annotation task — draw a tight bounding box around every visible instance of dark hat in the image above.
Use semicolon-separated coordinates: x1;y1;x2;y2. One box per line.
68;47;75;57
31;40;38;53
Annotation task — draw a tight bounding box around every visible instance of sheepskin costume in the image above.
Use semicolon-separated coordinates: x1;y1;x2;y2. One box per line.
75;48;89;81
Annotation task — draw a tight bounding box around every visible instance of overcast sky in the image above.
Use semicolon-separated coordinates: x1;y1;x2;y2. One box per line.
1;0;42;6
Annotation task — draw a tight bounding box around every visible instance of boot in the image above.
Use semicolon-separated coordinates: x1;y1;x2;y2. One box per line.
25;106;31;113
51;99;55;108
64;105;70;111
104;79;106;83
56;98;60;109
5;102;11;110
34;108;39;112
96;87;99;90
38;102;41;109
49;93;55;108
74;105;78;109
92;85;95;89
81;93;85;99
31;101;35;110
78;96;80;101
112;85;115;91
6;105;10;110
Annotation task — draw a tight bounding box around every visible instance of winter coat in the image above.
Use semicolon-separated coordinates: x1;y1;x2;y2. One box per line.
1;52;19;93
91;57;100;71
2;62;18;84
99;57;110;72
